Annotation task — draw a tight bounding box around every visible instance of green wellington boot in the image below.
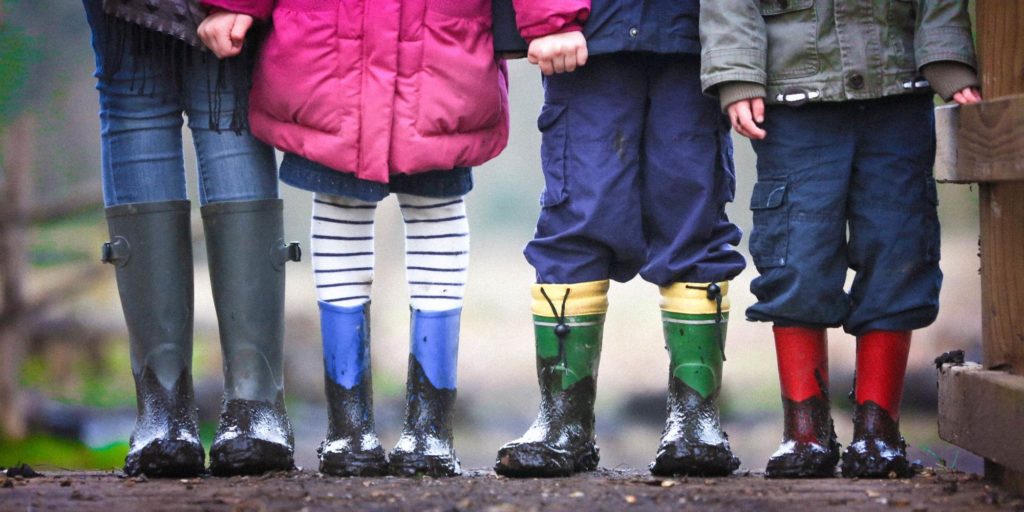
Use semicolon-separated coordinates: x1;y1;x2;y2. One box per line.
650;282;740;477
103;201;205;478
495;281;608;478
203;199;301;476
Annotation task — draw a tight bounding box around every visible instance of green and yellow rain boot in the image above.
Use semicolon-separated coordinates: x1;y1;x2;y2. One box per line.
494;280;608;478
650;282;740;476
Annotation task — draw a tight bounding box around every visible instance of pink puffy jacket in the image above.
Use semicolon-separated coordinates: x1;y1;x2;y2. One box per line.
203;0;510;184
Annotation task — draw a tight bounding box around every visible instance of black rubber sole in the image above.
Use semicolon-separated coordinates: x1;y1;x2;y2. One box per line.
209;437;295;476
387;451;461;478
650;442;740;477
124;438;205;478
319;448;389;477
494;442;599;478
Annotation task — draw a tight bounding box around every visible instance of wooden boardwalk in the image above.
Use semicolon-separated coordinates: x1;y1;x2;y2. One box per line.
1;468;1022;511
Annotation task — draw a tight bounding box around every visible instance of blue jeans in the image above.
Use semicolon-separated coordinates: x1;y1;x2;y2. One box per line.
747;94;941;336
524;53;745;286
84;0;277;207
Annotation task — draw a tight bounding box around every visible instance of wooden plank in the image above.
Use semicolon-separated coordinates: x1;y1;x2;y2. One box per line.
980;182;1024;374
938;363;1024;473
934;96;1024;183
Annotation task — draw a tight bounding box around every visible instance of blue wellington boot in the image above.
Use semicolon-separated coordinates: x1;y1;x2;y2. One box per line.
318;301;388;476
388;308;462;477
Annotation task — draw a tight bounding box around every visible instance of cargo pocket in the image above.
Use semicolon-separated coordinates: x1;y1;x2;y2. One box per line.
749;180;789;268
760;0;819;80
538;103;569;207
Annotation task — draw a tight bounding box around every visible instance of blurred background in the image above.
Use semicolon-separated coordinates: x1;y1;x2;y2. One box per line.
0;0;984;474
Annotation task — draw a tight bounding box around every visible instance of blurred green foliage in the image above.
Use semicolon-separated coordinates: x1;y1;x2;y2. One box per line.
0;436;128;471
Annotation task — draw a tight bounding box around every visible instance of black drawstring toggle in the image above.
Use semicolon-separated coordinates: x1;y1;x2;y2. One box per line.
686;282;727;361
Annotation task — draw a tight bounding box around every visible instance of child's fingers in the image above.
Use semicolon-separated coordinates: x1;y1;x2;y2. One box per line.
736;101;767;139
230;14;253;48
565;52;578;73
538;58;554;76
953;91;967;105
554;54;568;74
576;44;588;67
964;87;982;103
752;97;765;123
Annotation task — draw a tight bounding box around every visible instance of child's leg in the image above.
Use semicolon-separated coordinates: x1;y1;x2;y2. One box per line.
312;193;388;476
388;193;469;477
498;54;646;478
641;54;745;477
747;102;859;477
841;94;938;478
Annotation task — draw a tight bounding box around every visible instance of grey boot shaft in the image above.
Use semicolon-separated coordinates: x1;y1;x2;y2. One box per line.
104;201;194;390
201;198;300;404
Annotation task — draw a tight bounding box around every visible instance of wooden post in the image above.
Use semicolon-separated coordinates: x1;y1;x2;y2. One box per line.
936;0;1024;495
976;0;1024;492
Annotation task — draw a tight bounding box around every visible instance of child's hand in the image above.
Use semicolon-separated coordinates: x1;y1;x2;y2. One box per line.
952;86;982;105
197;11;254;59
527;32;588;75
726;97;767;140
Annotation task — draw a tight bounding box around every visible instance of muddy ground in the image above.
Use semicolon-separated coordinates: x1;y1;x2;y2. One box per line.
1;467;1022;511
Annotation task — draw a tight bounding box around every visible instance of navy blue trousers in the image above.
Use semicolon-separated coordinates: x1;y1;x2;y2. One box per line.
524;53;745;286
747;94;942;336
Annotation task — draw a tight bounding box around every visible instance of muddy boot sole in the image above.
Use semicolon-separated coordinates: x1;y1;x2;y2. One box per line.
387;451;461;478
765;447;840;479
319;448;388;477
494;442;599;478
840;446;914;479
210;437;294;476
124;438;205;478
650;442;740;477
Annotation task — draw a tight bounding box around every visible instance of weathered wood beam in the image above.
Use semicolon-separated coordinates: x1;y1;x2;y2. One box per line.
934;95;1024;183
938;363;1024;482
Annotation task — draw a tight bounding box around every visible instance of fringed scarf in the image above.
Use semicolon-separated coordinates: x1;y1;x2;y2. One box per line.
100;0;259;134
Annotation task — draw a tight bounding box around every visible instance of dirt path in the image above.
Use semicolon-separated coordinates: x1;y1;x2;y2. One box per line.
1;467;1021;511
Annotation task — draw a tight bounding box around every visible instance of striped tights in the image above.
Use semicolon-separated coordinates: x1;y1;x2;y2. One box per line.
311;193;469;311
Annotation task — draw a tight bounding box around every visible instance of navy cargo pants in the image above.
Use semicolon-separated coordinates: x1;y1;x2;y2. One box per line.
747;94;942;336
524;53;746;286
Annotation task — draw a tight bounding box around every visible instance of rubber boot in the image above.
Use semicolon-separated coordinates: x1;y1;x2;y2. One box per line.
203;199;301;476
103;201;205;478
318;301;387;476
389;308;462;477
651;282;740;477
494;281;607;478
841;330;914;478
765;326;840;478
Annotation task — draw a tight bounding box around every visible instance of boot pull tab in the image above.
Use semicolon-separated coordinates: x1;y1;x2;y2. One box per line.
101;237;130;267
271;240;302;269
687;282;727;361
540;287;572;374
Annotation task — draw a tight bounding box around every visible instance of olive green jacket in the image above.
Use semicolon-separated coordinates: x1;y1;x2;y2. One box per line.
699;0;977;105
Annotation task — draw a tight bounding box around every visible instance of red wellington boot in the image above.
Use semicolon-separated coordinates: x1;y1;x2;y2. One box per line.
841;330;914;478
765;326;840;478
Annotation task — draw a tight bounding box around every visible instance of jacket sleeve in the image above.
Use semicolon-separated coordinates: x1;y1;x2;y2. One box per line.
199;0;275;21
510;0;590;41
699;0;767;96
914;0;977;70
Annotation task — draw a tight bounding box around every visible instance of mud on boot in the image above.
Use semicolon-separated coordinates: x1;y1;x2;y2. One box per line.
317;301;387;477
650;282;739;477
840;401;914;478
764;396;841;478
210;397;295;476
388;356;461;477
650;383;739;476
123;368;205;477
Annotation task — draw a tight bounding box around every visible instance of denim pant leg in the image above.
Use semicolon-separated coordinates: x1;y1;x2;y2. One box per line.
183;53;278;205
845;95;941;335
86;0;190;207
524;55;648;284
747;104;857;327
638;55;745;286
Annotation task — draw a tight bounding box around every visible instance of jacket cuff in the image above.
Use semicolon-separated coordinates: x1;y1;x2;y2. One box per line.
717;82;767;112
513;0;590;42
915;27;977;70
921;62;980;101
199;0;273;21
699;48;766;96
